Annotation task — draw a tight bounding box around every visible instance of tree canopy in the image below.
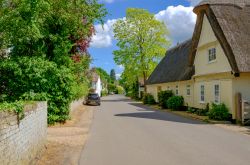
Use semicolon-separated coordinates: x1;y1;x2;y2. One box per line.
0;0;106;124
113;8;170;93
95;67;111;84
110;69;116;83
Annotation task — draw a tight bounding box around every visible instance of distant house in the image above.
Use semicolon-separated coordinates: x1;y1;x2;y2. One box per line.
138;77;145;99
146;0;250;120
90;69;102;97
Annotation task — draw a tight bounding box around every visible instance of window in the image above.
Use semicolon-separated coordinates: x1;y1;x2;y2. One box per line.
200;85;205;102
214;84;220;104
186;85;191;96
208;48;216;62
176;85;179;95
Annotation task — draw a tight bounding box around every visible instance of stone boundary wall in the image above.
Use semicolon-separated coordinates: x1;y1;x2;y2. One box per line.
70;98;85;114
0;102;47;165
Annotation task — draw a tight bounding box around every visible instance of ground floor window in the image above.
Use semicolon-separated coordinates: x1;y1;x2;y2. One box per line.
200;85;205;102
214;84;220;104
176;85;179;95
186;85;191;96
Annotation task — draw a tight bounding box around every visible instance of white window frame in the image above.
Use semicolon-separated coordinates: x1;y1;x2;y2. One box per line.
208;47;216;63
200;84;205;103
175;85;179;95
186;85;191;96
214;84;220;104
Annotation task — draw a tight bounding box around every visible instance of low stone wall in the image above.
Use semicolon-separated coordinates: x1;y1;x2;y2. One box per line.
0;102;47;165
70;98;85;114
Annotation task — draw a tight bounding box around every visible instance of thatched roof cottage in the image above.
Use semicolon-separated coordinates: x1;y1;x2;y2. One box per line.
146;0;250;120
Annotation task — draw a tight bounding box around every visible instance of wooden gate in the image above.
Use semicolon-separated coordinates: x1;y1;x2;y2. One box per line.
242;100;250;125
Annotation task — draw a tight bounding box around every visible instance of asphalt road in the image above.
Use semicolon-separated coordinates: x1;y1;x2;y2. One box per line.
79;95;250;165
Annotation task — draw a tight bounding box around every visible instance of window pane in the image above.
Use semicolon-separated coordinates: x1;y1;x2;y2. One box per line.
208;48;216;62
200;85;205;101
214;84;219;103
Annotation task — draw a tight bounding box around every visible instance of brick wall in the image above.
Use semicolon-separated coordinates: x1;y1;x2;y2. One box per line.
0;102;47;165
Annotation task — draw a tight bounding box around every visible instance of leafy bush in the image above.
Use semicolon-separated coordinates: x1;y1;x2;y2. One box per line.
158;90;173;108
108;83;117;93
195;109;208;116
0;57;77;124
187;107;196;113
117;85;124;94
166;96;184;110
208;103;231;121
143;93;156;105
101;89;108;96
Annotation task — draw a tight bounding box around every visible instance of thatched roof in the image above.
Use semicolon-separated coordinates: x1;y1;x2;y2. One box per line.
147;39;194;85
190;0;250;73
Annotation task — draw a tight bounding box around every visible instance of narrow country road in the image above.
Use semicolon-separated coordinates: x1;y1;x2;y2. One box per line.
79;95;250;165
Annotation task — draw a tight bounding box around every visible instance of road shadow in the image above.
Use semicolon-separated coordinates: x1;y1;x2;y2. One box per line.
101;99;132;103
114;102;205;125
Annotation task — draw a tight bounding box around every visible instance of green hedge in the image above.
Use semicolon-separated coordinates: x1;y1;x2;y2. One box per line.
0;57;82;124
143;93;156;105
158;90;173;108
208;103;230;121
166;96;184;110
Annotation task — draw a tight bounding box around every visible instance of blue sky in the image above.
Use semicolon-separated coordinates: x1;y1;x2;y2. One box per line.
89;0;202;77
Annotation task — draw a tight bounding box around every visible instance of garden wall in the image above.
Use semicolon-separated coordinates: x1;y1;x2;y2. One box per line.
70;98;85;114
0;102;47;165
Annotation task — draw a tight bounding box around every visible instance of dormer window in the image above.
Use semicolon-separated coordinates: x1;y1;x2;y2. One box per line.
208;48;216;62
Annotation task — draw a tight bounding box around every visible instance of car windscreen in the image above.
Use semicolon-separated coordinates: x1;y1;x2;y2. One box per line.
88;94;99;99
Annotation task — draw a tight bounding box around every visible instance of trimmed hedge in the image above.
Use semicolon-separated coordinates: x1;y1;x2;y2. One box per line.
158;90;173;108
208;103;231;121
166;96;184;110
143;93;156;105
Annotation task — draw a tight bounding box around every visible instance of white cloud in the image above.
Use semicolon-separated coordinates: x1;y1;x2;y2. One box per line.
90;19;118;48
118;65;124;69
155;5;196;45
116;73;121;79
91;5;197;48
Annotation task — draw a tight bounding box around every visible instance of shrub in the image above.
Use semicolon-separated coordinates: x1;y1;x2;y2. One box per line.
117;85;124;94
187;107;196;113
158;90;173;108
143;93;156;105
166;96;184;110
0;57;77;124
208;103;231;121
101;89;108;96
195;109;208;116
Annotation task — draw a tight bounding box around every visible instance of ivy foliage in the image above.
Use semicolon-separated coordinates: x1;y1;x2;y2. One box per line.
0;0;107;124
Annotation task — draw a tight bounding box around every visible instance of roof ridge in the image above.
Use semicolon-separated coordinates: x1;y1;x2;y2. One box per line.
167;38;192;52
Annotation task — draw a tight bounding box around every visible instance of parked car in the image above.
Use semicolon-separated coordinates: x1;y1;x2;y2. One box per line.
86;93;101;106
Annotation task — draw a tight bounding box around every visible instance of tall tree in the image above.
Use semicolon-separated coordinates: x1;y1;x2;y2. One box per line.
95;67;111;85
113;8;170;92
0;0;107;124
110;69;116;83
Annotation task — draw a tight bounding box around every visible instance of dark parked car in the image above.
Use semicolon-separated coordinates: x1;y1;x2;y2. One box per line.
86;93;101;106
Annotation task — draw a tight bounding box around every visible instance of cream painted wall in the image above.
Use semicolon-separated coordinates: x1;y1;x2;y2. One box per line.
194;15;232;76
193;74;234;116
232;73;250;101
146;80;194;106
